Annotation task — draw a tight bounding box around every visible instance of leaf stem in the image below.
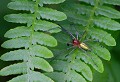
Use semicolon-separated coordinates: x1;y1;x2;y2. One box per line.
81;0;100;41
27;0;39;81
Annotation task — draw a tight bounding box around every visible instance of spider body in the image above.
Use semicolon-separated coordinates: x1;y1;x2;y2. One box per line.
72;39;89;50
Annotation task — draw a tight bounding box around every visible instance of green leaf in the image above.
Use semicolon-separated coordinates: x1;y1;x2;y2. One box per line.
87;52;104;73
51;60;69;72
1;45;53;61
65;11;88;26
78;0;95;5
8;71;54;82
71;59;93;81
101;0;120;5
41;0;65;4
94;17;120;30
89;28;116;46
30;57;53;72
69;70;86;82
29;71;54;82
31;45;53;58
38;7;67;21
32;32;57;47
8;74;27;82
76;50;104;73
96;6;120;19
73;4;92;15
0;62;27;76
45;72;66;82
90;43;111;61
1;37;29;49
0;49;29;61
4;14;34;26
34;20;61;33
4;26;30;38
8;0;35;13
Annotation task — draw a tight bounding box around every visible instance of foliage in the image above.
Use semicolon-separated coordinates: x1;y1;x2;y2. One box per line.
45;0;120;82
0;0;66;82
0;0;120;82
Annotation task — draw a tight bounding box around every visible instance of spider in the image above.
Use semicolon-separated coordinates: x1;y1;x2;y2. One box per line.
48;25;98;67
61;26;90;50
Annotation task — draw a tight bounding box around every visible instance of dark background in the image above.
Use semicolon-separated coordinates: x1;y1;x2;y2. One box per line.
0;0;120;82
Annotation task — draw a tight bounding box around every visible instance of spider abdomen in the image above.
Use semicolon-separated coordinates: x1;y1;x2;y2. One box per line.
80;42;89;50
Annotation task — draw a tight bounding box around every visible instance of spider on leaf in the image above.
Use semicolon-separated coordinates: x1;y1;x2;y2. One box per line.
59;26;91;57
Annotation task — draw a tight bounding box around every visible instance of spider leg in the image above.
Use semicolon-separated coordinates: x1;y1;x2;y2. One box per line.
76;32;79;40
65;47;76;57
49;43;75;62
72;26;79;40
62;29;75;39
80;31;86;41
67;46;74;50
67;42;73;46
58;25;76;39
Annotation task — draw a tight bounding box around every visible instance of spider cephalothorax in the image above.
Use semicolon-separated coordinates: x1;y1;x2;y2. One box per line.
72;39;81;48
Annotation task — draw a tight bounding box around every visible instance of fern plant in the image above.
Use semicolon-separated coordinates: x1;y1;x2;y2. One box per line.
1;0;120;82
0;0;66;82
45;0;120;82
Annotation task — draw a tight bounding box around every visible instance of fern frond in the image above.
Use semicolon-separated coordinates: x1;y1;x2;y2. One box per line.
66;3;120;19
1;45;53;61
89;28;116;46
29;71;54;82
50;49;93;81
46;0;120;81
40;0;65;4
101;0;120;5
96;6;120;19
8;0;35;13
70;59;93;81
87;52;104;73
30;57;53;72
4;14;34;26
2;0;120;82
31;45;53;58
2;32;57;48
66;12;88;26
38;7;67;21
8;74;28;82
69;70;86;82
1;49;29;61
8;71;54;82
1;37;29;49
89;42;111;60
79;0;95;5
94;17;120;30
1;0;66;81
32;32;57;47
51;60;87;82
45;72;66;82
80;0;120;6
0;62;27;76
4;26;30;38
34;20;61;33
